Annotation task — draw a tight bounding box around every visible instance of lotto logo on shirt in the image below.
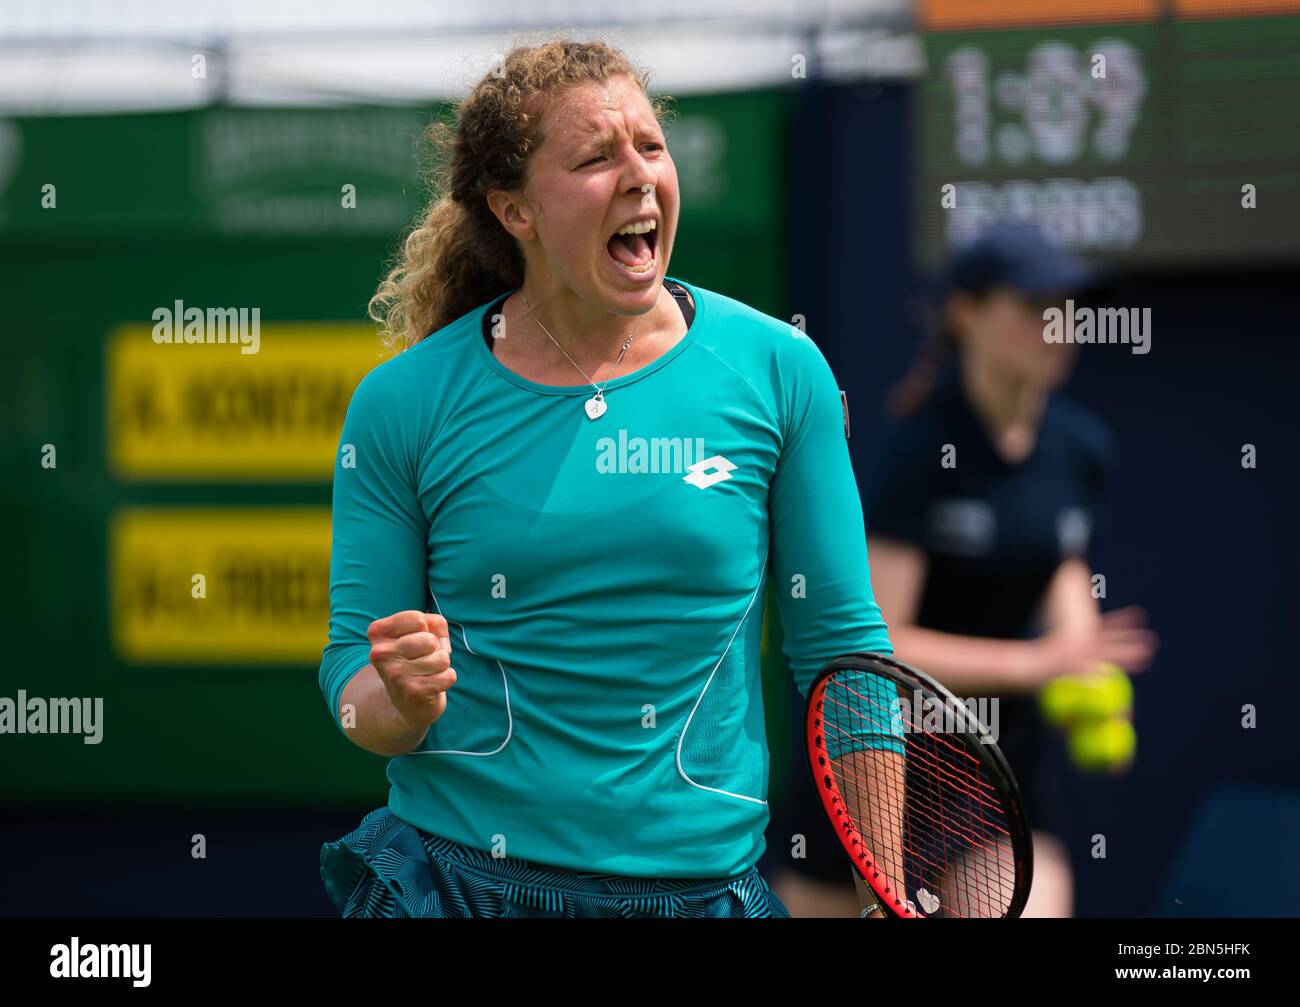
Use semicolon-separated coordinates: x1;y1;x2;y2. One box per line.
594;428;736;488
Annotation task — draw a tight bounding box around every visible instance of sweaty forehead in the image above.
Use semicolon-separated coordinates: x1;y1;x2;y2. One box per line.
546;82;654;144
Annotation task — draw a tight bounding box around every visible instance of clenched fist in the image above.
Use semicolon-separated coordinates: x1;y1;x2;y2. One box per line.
367;610;456;731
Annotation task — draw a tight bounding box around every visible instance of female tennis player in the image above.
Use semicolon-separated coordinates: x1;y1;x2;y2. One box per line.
316;39;900;918
767;223;1159;917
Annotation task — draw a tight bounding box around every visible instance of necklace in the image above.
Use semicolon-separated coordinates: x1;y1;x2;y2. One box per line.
521;290;651;420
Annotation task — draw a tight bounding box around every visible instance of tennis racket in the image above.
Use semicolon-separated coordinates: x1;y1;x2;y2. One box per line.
805;653;1033;918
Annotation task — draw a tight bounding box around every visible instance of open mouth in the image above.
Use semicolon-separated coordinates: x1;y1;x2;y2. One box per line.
606;219;658;275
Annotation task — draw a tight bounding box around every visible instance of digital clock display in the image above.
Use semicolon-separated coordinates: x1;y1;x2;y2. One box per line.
916;7;1300;267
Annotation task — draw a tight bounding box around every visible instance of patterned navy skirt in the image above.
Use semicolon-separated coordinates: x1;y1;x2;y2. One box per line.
321;806;790;919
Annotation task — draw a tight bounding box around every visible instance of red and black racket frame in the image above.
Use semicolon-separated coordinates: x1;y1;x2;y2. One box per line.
805;652;1035;919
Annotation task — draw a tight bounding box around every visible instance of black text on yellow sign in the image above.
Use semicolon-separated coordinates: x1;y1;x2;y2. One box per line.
107;323;386;481
110;508;333;663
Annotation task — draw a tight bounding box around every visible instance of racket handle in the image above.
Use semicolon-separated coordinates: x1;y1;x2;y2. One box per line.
853;872;887;918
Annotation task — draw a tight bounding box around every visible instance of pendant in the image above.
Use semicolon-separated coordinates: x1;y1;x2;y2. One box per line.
584;394;607;420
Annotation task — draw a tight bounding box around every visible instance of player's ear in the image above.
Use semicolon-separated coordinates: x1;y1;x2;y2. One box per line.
487;188;536;242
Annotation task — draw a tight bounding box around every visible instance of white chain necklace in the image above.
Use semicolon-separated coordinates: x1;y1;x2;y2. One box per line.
521;290;652;420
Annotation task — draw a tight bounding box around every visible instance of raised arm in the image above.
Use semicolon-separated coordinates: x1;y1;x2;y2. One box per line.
319;363;445;756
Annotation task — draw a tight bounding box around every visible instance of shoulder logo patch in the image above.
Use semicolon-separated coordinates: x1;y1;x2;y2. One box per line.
840;389;850;439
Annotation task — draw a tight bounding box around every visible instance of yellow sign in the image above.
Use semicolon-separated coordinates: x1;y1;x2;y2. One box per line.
106;322;388;481
110;507;333;663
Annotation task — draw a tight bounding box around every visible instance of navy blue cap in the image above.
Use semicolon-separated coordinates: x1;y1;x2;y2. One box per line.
943;222;1100;297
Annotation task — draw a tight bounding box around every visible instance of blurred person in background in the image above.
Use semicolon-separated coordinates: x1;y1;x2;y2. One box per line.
771;222;1159;917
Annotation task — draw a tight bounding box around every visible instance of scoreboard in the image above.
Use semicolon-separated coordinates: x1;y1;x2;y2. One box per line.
915;0;1300;266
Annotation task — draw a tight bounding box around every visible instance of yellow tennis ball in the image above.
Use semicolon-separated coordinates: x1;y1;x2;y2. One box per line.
1068;717;1136;773
1040;664;1133;727
1082;662;1133;719
1039;675;1087;728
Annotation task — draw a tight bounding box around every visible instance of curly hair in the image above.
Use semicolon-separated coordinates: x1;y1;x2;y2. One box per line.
368;39;674;353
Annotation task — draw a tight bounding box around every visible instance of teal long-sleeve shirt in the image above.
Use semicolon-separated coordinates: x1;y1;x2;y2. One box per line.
319;277;897;878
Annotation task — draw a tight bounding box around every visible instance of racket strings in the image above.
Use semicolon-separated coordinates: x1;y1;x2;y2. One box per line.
823;687;1005;807
822;689;1009;849
825;731;1006;901
822;682;995;781
826;744;1013;917
818;675;1018;917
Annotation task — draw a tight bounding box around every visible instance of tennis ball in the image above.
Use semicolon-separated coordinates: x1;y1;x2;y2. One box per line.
1081;662;1133;719
1039;663;1132;727
1068;717;1136;774
1039;675;1087;727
